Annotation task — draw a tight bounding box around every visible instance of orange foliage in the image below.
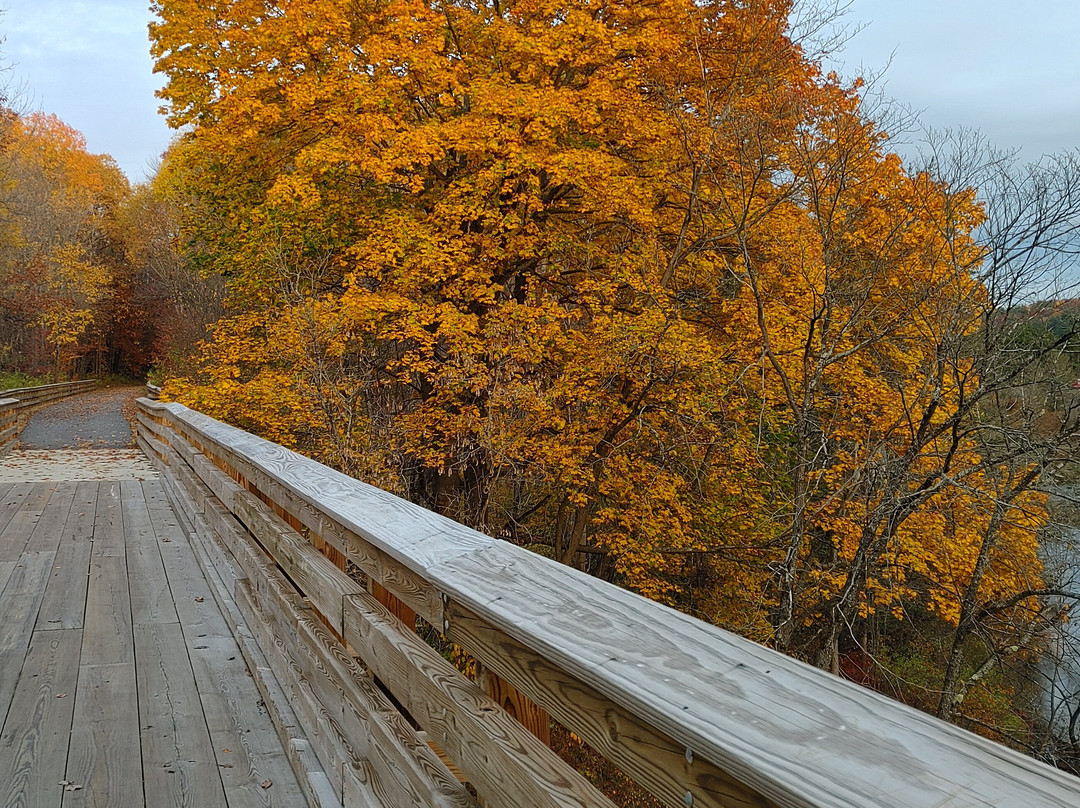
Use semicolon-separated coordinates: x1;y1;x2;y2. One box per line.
151;0;1049;675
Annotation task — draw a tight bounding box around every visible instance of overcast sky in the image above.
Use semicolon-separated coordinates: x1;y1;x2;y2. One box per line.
0;0;1077;183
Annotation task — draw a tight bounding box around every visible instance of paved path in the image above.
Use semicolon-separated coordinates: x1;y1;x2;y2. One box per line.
18;386;140;450
0;387;158;482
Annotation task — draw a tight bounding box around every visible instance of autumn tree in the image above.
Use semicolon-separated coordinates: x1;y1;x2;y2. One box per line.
0;112;128;379
148;0;1080;753
113;160;225;378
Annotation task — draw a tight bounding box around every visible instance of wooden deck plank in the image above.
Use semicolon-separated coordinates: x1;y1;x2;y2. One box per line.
0;629;81;808
0;484;16;528
0;551;57;729
0;484;54;561
23;482;77;554
0;467;312;808
0;483;28;541
62;483;98;544
81;554;134;666
135;621;228;808
150;490;307;808
81;481;134;666
123;480;179;625
63;662;143;808
0;562;16;598
36;482;96;631
90;481;125;558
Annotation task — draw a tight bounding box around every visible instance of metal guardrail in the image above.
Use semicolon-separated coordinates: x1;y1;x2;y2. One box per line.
136;397;1080;808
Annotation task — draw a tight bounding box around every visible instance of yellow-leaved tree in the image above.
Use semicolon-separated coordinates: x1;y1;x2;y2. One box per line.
150;0;1080;741
0;113;128;379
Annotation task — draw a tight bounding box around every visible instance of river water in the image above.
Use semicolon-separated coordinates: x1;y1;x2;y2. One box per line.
1041;496;1080;747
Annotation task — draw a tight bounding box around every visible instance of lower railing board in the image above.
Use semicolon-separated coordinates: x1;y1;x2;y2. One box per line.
233;488;364;636
145;411;480;808
237;559;475;808
343;591;618;808
290;738;344;808
143;439;331;808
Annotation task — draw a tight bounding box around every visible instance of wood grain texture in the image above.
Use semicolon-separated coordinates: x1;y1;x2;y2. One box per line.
343;590;616;808
90;481;125;558
0;629;81;808
476;663;550;745
135;621;228;808
65;662;143;808
81;554;133;665
123;480;180;625
23;482;76;554
235;562;473;808
157;528;307;808
0;484;54;561
295;614;474;808
138;471;311;807
0;485;16;528
0;551;56;725
289;739;343;808
35;492;94;630
232;488;364;635
449;601;776;808
434;543;1080;808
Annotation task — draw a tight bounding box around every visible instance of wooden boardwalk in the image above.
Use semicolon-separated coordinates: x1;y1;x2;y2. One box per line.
0;478;306;807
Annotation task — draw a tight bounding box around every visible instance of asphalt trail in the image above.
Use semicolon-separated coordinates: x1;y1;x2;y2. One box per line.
17;385;142;449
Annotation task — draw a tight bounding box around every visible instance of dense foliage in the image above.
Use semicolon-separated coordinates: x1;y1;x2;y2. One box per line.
146;0;1080;755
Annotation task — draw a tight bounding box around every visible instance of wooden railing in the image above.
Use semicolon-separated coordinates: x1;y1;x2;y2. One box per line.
0;380;97;455
135;397;1080;808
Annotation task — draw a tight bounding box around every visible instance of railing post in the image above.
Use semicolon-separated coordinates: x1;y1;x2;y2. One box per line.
477;661;551;745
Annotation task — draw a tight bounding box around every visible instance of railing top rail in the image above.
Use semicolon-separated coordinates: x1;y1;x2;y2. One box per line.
140;398;1080;808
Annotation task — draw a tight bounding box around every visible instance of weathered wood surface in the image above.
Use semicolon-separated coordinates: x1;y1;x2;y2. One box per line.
0;400;17;456
0;381;96;414
146;484;309;808
342;590;616;808
0;629;81;808
137;397;1080;808
35;482;96;631
0;480;308;808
